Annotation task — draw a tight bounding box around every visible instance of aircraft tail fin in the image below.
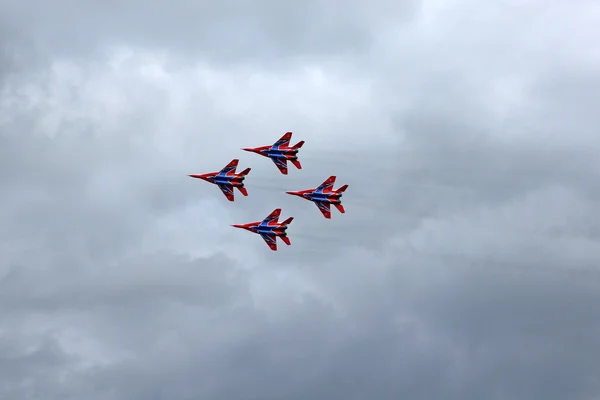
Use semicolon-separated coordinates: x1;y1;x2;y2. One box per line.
290;159;302;170
336;184;349;193
281;217;294;225
333;203;345;213
238;167;251;176
292;140;304;149
237;186;248;196
280;235;291;246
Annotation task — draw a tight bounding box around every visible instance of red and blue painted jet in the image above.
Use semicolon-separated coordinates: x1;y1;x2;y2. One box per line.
231;208;293;251
242;131;304;175
188;159;251;202
286;176;348;219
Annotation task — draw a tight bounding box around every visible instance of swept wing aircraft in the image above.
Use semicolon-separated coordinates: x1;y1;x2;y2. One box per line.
188;159;250;201
286;176;348;219
242;131;304;175
231;208;293;251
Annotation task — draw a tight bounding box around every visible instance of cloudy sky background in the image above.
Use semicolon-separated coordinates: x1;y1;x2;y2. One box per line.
1;0;600;399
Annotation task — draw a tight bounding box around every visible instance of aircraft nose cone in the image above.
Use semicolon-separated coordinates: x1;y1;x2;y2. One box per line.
189;174;210;180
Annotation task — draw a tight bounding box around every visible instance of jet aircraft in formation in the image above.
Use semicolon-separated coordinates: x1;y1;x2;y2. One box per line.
242;131;304;175
188;159;250;202
231;208;293;251
188;132;348;250
286;176;348;219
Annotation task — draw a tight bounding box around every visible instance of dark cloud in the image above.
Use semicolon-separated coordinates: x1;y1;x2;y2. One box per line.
2;0;600;399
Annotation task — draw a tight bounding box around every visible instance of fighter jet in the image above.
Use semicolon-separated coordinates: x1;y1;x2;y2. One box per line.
242;131;304;175
188;159;251;201
286;176;348;219
231;208;293;251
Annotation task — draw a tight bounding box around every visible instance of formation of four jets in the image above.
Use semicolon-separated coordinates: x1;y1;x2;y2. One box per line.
188;132;349;251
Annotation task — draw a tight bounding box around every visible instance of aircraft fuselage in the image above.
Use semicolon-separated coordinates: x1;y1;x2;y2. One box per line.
305;192;342;203
254;225;287;236
264;148;298;159
212;174;245;186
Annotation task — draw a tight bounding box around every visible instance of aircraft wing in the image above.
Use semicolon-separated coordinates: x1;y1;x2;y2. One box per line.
271;157;288;175
262;208;281;226
260;233;278;251
219;159;239;176
217;183;235;201
272;131;292;149
315;176;336;193
314;201;331;219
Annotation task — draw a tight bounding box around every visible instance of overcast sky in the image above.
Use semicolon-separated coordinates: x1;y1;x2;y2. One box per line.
1;0;600;399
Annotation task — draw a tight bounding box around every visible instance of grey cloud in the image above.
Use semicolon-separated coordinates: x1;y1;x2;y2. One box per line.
0;252;242;314
529;68;600;144
2;0;600;399
0;0;418;65
5;254;598;400
404;268;600;400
